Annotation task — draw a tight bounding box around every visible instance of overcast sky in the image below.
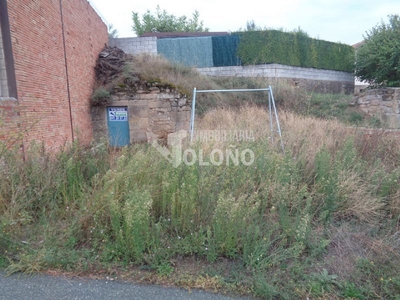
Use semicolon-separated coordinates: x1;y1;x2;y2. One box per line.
89;0;400;45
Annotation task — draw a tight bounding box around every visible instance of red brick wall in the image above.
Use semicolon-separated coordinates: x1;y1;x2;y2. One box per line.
5;0;107;151
62;0;107;144
0;99;21;151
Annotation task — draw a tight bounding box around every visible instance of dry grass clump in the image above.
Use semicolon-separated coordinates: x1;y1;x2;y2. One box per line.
353;128;400;171
196;104;271;136
279;111;350;172
389;189;400;216
126;54;221;96
196;105;351;169
334;171;385;224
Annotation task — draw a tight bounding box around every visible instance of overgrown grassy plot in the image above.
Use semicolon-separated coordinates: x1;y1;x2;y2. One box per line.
1;106;399;299
1;54;398;298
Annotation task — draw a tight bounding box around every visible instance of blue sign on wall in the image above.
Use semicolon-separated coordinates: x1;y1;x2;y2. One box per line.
107;107;130;147
108;107;128;121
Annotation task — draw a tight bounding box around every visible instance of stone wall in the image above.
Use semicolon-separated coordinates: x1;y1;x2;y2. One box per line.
92;82;191;143
109;37;157;56
197;64;355;94
355;88;400;128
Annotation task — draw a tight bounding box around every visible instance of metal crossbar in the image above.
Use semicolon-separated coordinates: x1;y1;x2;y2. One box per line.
190;85;284;151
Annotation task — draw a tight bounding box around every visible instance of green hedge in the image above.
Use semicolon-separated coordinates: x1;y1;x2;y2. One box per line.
236;30;355;72
212;35;241;67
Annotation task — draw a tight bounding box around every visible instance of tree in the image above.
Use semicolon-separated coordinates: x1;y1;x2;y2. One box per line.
355;14;400;87
244;20;262;31
132;5;209;36
237;20;267;31
108;24;119;39
291;26;310;38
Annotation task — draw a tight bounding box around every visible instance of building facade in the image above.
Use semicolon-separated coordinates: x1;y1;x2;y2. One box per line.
0;0;108;152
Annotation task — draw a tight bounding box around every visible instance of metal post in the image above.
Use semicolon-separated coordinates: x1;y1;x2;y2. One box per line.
269;86;284;151
190;87;197;142
268;88;274;142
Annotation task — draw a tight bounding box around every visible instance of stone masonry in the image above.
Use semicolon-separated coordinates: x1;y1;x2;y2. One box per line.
92;82;191;143
354;88;400;128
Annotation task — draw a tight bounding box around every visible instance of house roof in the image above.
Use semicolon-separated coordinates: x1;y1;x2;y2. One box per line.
352;41;365;49
139;32;230;39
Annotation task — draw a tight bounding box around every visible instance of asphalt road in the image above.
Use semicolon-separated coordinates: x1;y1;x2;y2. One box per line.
0;271;253;300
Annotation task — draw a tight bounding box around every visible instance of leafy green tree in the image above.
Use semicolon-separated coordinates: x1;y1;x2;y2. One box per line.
291;26;310;37
355;14;400;87
108;24;119;39
243;20;263;31
132;5;209;36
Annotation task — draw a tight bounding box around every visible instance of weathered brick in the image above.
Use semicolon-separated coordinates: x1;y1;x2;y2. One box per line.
1;0;108;151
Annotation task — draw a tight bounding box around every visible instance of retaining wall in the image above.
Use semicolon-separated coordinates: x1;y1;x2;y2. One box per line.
355;88;400;128
197;64;355;94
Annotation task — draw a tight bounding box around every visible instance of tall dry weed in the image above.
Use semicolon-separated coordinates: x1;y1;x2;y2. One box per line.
196;106;399;227
334;171;385;224
196;105;350;169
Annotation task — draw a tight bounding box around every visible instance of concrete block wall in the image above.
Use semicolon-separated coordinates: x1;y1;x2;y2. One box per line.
5;0;108;151
109;37;157;55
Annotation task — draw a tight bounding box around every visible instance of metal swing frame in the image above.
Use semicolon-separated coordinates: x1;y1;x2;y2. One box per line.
189;85;284;151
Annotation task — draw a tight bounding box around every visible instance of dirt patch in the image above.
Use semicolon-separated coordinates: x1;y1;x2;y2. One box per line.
43;256;253;298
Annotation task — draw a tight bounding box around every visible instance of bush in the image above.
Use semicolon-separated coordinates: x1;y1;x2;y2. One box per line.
91;88;112;106
355;14;400;87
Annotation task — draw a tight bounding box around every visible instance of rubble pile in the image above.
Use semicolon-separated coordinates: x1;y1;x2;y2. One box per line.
95;45;127;85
